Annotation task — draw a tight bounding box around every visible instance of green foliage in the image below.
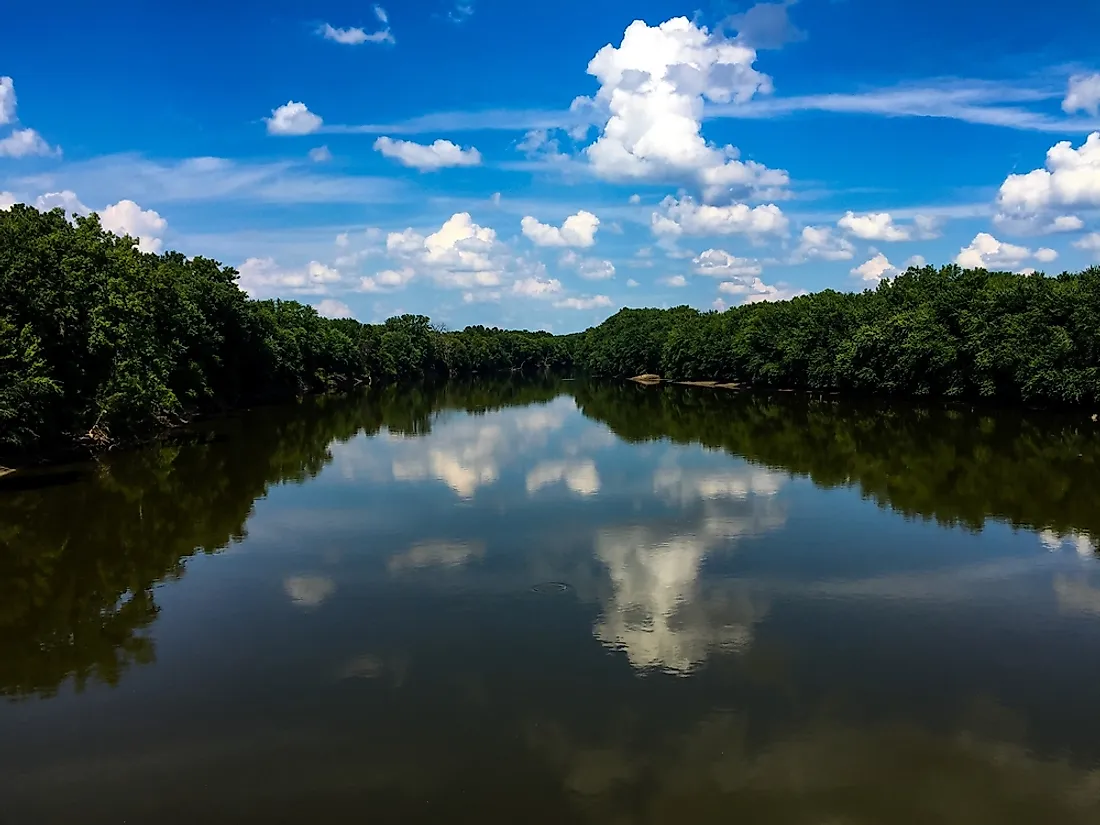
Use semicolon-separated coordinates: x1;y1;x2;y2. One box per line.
0;206;576;455
575;381;1100;537
576;265;1100;408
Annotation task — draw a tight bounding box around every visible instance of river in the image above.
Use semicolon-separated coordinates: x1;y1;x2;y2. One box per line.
3;378;1100;823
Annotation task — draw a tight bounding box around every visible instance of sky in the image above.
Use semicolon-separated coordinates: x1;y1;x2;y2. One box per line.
2;0;1100;331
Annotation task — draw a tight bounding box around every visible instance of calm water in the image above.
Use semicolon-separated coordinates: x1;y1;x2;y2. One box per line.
4;379;1100;824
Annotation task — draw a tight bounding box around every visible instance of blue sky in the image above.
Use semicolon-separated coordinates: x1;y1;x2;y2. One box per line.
3;0;1100;331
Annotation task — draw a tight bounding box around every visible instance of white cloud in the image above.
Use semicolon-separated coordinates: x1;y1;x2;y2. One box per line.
516;129;569;163
723;0;805;50
521;210;600;247
1074;232;1100;255
996;132;1100;220
1046;215;1084;232
629;193;642;205
512;276;563;298
318;7;393;45
554;295;613;310
0;128;58;158
718;276;805;304
100;199;168;253
792;225;855;262
661;274;688;287
955;232;1057;270
34;191;89;214
652;196;788;237
0;191;15;209
0;77;16;126
837;210;910;241
851;252;898;283
1064;73;1100;117
626;278;640;287
373;137;481;171
237;257;343;298
266;101;323;135
314;298;355;318
560;250;616;280
490;191;502;205
577;17;788;201
904;254;927;268
308;145;333;162
359;266;415;292
385;212;504;290
693;248;762;277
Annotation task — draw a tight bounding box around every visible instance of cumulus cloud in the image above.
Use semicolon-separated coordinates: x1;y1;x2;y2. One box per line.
266;101;323;135
904;254;927;268
512;276;563;298
0;128;58;158
0;191;15;209
237;257;342;298
837;211;908;241
660;274;688;287
1074;232;1100;255
955;232;1057;270
792;225;855;262
1063;73;1100;117
693;248;762;277
0;77;14;126
314;298;354;318
34;191;89;214
521;210;600;247
576;17;787;201
373;137;481;170
559;250;616;279
652;196;788;238
996;132;1100;221
626;278;640;287
318;6;393;44
308;145;333;162
358;266;415;293
1046;215;1084;232
554;295;613;310
385;212;506;291
718;276;805;304
100;200;168;253
851;252;898;283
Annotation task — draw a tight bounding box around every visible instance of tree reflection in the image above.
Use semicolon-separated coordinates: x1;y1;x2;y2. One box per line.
0;377;566;699
575;382;1100;543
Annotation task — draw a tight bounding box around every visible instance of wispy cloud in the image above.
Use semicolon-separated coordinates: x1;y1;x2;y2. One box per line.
318;76;1100;137
7;154;408;207
713;78;1100;133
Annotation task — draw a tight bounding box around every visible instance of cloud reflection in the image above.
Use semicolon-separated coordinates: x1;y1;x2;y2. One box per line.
593;468;786;674
283;575;335;607
526;460;601;497
388;540;486;571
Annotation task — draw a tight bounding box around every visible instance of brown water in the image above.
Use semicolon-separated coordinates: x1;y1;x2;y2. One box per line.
3;379;1100;824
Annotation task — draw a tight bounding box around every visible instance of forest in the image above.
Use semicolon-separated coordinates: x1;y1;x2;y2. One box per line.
3;203;1100;457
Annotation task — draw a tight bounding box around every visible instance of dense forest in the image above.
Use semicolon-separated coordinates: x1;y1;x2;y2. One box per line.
0;206;573;457
3;203;1100;457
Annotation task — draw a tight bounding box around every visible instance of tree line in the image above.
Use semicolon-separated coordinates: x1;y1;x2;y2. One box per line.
577;266;1100;407
4;203;1100;457
0;206;574;456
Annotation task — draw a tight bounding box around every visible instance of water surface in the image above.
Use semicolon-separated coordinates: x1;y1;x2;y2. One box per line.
3;380;1100;824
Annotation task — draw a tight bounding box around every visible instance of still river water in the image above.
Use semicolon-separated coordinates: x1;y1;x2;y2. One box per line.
4;379;1100;824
